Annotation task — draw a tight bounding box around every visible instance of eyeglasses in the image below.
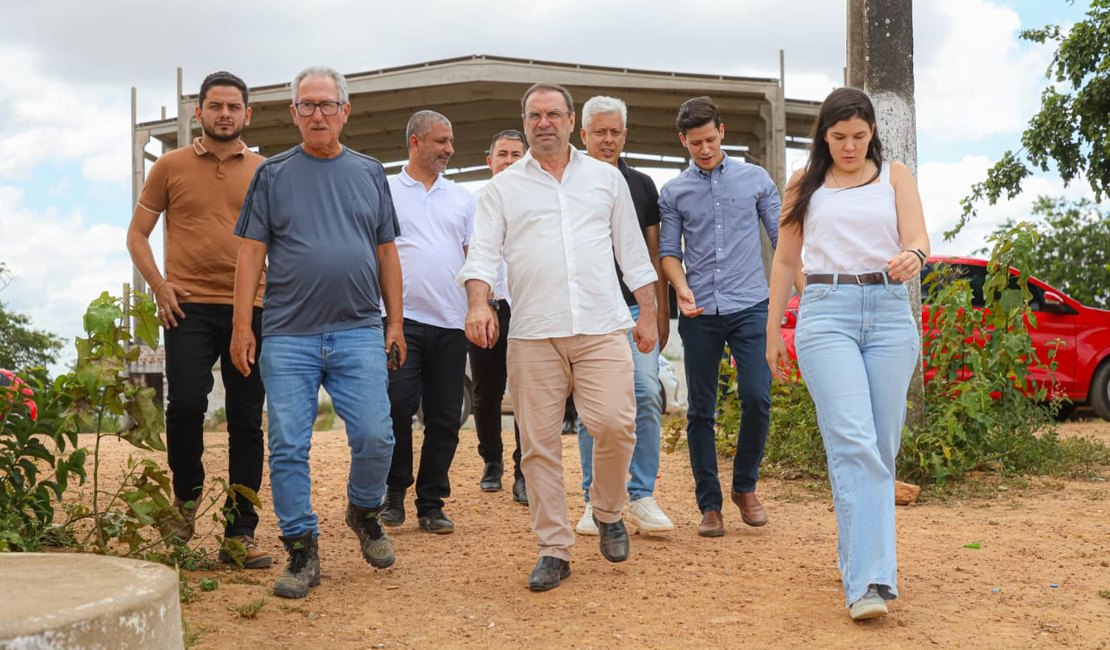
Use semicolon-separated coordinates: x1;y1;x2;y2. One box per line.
523;110;570;123
294;101;343;117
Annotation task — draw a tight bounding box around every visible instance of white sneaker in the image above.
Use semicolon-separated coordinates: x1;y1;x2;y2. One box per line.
849;586;889;621
626;496;674;533
575;504;598;536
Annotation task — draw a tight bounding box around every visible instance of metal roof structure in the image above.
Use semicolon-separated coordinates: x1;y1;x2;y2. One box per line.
132;55;818;187
129;54;821;296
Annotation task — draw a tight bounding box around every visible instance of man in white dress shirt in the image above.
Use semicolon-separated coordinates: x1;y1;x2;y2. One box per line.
381;110;475;535
458;82;658;591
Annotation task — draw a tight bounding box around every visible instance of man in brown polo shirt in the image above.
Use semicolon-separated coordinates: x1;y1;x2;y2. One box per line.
126;70;270;568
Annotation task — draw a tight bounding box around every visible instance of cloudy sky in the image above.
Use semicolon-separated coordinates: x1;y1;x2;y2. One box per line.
0;0;1095;371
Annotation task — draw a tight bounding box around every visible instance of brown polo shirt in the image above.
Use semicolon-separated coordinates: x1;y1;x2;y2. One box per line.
137;137;265;306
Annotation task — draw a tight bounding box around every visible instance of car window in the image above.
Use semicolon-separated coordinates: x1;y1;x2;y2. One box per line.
922;262;1045;310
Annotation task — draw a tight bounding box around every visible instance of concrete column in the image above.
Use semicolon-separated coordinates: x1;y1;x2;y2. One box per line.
131;87;150;296
847;0;925;428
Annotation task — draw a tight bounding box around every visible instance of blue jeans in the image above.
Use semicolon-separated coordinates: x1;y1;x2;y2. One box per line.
578;304;662;502
260;326;395;538
794;280;919;606
678;300;771;512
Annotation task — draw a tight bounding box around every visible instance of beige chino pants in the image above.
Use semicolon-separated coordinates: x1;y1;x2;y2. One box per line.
507;331;636;561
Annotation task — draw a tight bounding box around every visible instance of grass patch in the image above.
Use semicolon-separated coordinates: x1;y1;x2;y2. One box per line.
233;596;267;619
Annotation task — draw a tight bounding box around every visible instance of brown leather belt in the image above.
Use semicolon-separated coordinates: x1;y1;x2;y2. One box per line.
805;272;901;286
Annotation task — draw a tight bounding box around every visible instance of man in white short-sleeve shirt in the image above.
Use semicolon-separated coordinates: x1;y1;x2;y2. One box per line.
381;110;475;535
458;82;658;592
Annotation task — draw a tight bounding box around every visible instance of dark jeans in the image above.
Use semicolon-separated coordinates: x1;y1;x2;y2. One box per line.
387;319;468;514
164;303;265;537
468;300;522;478
678;300;771;512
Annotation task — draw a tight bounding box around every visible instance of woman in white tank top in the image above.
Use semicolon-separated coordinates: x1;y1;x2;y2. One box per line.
765;88;929;621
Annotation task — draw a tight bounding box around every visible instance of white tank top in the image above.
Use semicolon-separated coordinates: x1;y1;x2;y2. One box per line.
802;162;901;274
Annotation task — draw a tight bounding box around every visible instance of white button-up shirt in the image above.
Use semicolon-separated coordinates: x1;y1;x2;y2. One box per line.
457;147;656;340
472;186;511;303
389;167;474;329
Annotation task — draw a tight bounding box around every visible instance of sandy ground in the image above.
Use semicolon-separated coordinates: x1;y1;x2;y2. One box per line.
86;419;1109;649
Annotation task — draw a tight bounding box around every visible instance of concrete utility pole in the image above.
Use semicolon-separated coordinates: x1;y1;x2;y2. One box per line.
846;0;926;429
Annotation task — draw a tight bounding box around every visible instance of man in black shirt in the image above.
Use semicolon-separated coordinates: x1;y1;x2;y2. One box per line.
574;95;674;536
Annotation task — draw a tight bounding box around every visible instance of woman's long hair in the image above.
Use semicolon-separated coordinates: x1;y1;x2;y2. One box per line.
782;88;884;229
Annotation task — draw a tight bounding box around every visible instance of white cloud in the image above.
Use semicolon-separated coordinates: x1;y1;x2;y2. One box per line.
0;185;154;372
0;45;130;185
919;155;1095;256
914;0;1052;141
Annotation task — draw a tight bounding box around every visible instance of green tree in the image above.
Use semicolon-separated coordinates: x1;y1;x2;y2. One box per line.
976;197;1110;308
949;0;1110;238
0;264;63;370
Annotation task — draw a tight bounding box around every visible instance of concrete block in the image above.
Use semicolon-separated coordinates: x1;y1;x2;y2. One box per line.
0;553;183;649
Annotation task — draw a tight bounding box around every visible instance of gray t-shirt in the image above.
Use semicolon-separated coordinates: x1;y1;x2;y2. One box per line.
235;145;400;336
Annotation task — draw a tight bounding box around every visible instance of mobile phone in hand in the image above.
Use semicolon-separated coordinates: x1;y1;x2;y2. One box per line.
387;343;400;370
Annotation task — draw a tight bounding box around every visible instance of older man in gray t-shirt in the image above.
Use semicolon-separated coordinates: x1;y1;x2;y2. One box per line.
231;66;405;600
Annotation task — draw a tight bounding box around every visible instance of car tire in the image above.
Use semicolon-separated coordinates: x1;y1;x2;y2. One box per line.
1091;361;1110;422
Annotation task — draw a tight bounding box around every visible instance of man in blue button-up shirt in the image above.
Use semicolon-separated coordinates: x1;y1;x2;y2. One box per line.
659;96;780;537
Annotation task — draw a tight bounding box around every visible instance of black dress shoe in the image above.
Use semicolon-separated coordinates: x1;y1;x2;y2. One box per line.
512;475;528;505
380;487;406;527
480;461;503;492
528;556;571;591
593;515;629;562
418;508;455;534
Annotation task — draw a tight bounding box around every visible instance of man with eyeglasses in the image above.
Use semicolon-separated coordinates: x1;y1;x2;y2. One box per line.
458;82;658;592
232;65;405;599
659;96;780;538
127;70;271;570
574;95;674;538
468;129;528;503
379;111;474;535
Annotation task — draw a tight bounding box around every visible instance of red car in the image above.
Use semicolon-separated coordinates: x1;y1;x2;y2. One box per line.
780;257;1110;421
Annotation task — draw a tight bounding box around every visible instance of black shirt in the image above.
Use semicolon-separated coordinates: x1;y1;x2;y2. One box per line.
616;159;661;306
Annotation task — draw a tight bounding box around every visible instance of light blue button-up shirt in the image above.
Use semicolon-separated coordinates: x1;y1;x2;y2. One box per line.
659;156;781;315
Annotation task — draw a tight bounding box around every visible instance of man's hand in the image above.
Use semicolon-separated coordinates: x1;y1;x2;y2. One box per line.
656;307;670;351
156;281;190;328
632;312;658;354
465;303;499;349
676;286;704;318
385;321;407;370
230;325;256;377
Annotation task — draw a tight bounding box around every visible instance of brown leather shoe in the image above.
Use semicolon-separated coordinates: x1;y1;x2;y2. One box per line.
697;510;724;537
731;490;768;527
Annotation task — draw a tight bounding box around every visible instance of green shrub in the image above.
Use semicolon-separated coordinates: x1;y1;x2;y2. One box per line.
0;368;86;551
899;224;1086;484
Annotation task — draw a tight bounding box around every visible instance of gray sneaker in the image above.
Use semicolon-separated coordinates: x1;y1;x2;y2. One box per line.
274;532;321;599
345;502;395;568
849;586;889;620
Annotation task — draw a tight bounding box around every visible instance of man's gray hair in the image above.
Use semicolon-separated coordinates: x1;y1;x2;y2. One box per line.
405;110;452;149
292;66;349;104
581;96;627;131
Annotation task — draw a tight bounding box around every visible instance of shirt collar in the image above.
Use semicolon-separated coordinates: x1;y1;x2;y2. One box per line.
523;144;582;172
191;136;248;157
690;154;731;178
398;165;446;190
